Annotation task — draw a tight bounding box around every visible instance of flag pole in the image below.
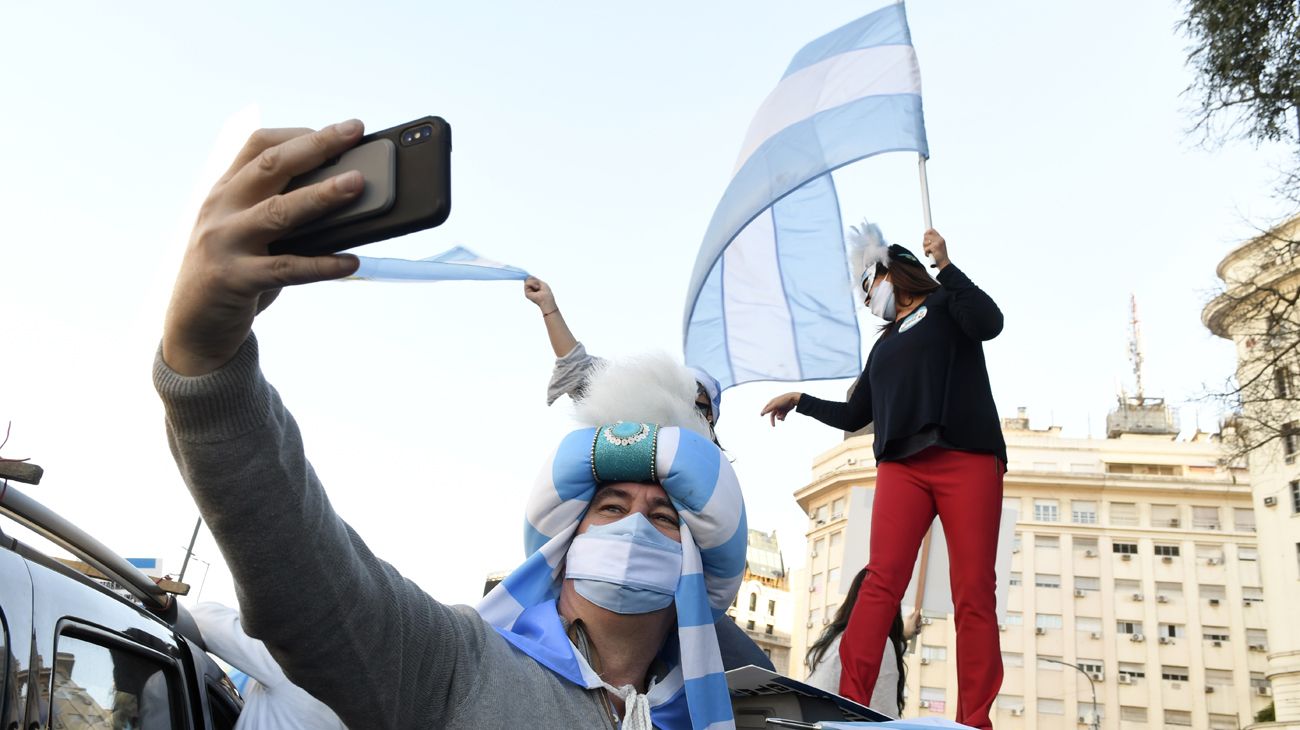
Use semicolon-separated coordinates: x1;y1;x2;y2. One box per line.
919;154;936;267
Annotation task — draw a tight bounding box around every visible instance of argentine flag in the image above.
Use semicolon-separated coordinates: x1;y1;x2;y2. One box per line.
683;3;928;390
346;246;529;283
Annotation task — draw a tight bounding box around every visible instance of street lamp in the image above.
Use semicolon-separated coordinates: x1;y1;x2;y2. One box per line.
1040;657;1100;730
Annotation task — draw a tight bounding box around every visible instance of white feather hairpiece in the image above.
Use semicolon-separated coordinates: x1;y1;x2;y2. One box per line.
846;219;892;295
574;352;713;440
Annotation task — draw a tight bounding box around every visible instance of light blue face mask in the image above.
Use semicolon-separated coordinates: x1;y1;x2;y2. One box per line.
565;512;684;615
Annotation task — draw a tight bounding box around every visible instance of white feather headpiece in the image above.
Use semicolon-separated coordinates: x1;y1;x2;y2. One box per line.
575;352;713;439
846;218;891;294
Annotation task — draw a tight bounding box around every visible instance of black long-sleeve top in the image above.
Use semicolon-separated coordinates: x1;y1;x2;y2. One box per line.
796;263;1007;465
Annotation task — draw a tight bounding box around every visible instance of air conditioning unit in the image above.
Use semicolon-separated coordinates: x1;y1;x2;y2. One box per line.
919;700;931;709
921;617;933;626
1205;685;1216;694
1168;519;1181;527
1035;627;1047;635
1257;686;1273;696
809;550;819;558
1156;595;1169;604
1209;598;1221;606
831;512;844;520
1121;554;1132;562
1264;496;1278;507
1010;707;1025;717
1171;681;1183;689
1117;675;1135;685
1130;633;1146;643
1250;643;1268;652
1212;640;1223;647
1090;631;1103;639
1159;637;1174;645
846;457;857;466
806;621;815;628
822;617;830;625
808;585;817;592
1132;593;1144;602
920;657;931;665
998;624;1007;632
1074;589;1087;598
1084;549;1097;558
1208;523;1220;531
1207;558;1222;566
1088;672;1104;682
1161;556;1173;564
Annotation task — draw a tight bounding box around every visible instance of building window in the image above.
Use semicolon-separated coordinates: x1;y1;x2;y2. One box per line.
1233;507;1256;532
831;497;846;519
1116;621;1142;635
1074;537;1099;556
1078;660;1103;677
810;572;824;593
921;645;948;662
812;538;825;558
809;608;822;627
1036;655;1064;671
1005;612;1023;626
1154;544;1180;557
1071;500;1098;524
996;695;1024;711
1109;501;1138;526
1034;574;1061;589
765;624;774;635
1118;663;1145;680
1165;710;1193;727
1203;628;1229;643
1291;480;1300;514
1276;367;1294;398
919;687;946;711
746;620;755;631
1284;422;1300;459
1239;547;1258;562
768;599;776;616
1161;666;1189;682
1243;586;1265;604
1152;504;1180;527
1197;544;1225;564
1076;617;1102;635
828;567;841;591
1155;581;1182;601
1121;706;1147;722
1251;672;1270;691
1113;542;1138;555
812;504;828;524
748;593;757;611
1075;576;1100;592
1035;614;1063;631
1036;535;1060;550
1038;698;1064;715
1159;623;1186;639
1001;651;1024;668
1009;572;1022;586
1033;499;1059;522
1209;713;1240;730
1192;506;1221;530
829;530;843;550
1012;532;1023;553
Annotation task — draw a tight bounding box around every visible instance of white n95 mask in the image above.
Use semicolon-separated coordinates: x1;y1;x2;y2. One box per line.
565;512;683;614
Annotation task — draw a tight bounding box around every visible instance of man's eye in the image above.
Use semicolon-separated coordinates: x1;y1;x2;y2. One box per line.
655;513;678;525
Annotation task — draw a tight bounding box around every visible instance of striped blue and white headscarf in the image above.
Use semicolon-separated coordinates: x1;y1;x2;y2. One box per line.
477;423;747;730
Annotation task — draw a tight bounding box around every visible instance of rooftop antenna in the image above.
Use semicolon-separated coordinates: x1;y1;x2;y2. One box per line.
1128;294;1145;405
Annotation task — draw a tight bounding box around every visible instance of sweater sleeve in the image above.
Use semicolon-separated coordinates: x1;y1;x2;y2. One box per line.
794;369;873;432
154;335;484;730
936;263;1004;341
546;342;606;405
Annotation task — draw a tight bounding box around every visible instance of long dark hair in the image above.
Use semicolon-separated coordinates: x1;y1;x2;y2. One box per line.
806;567;907;715
870;255;940;337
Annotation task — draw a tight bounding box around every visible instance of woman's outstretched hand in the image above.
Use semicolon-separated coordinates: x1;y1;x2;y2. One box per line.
760;392;802;427
922;228;949;270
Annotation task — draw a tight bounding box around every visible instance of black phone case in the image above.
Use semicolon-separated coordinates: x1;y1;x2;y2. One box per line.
269;116;451;256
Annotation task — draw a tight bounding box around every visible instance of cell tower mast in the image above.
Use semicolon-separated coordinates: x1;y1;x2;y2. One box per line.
1129;294;1145;404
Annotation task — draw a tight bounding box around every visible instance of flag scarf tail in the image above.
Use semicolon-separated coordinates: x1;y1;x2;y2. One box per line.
683;3;928;389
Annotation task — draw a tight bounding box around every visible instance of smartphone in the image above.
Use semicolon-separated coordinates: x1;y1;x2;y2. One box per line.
269;115;451;256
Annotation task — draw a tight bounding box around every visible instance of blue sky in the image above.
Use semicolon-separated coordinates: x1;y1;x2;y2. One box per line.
1;1;1294;609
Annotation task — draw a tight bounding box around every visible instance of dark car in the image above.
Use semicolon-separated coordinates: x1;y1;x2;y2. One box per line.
1;463;242;729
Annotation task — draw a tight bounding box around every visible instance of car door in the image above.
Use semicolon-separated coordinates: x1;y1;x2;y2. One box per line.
0;545;34;730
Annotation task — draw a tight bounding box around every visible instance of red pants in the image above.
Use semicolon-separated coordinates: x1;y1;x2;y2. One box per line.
838;447;1004;730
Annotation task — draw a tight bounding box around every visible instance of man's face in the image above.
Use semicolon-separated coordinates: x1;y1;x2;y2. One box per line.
579;481;681;542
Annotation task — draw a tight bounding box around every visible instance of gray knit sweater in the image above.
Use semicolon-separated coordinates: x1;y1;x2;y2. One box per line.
155;335;615;729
